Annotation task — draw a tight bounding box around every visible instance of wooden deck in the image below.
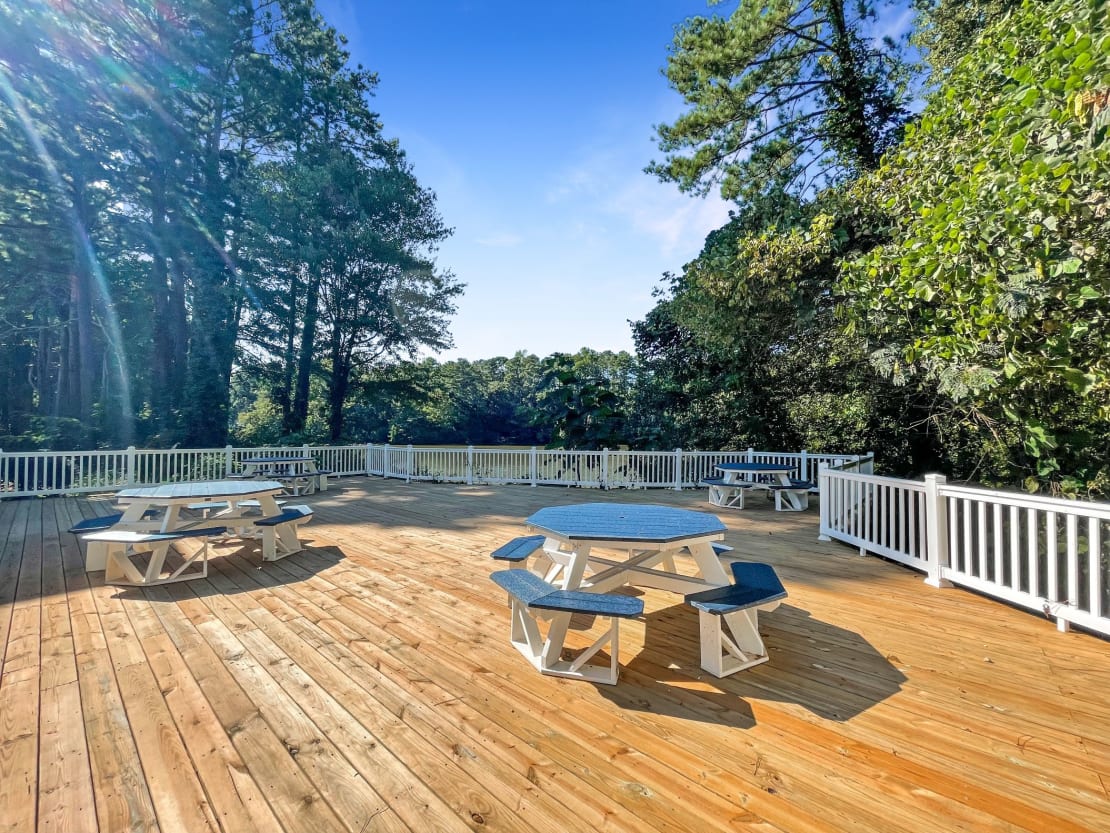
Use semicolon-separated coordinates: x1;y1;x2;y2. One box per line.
2;478;1109;833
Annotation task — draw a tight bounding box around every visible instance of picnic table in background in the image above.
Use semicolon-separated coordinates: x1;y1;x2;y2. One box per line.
237;455;324;495
707;462;813;512
78;479;311;586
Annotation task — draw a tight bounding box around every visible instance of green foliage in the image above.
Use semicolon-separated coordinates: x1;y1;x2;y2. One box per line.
910;0;1023;76
534;353;632;450
0;0;457;449
649;0;910;202
840;0;1110;493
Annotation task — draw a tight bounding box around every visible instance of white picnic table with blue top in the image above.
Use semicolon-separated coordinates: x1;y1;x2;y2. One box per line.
486;502;787;683
238;455;324;495
75;479;312;588
524;502;731;593
704;462;813;512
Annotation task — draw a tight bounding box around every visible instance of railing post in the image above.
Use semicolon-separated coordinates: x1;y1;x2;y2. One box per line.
817;463;832;541
673;448;683;491
924;474;953;588
800;448;808;481
366;443;373;476
406;444;413;483
530;447;537;487
383;444;392;478
125;446;137;486
747;447;755;463
466;445;474;486
601;448;609;490
225;444;233;477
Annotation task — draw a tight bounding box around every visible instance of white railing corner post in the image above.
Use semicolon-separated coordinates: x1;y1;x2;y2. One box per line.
817;463;832;541
601;448;609;489
865;451;875;475
924;473;952;588
747;447;755;463
673;448;683;491
530;447;537;487
466;445;474;486
366;443;373;475
406;444;413;483
800;448;808;481
125;446;137;486
225;444;233;477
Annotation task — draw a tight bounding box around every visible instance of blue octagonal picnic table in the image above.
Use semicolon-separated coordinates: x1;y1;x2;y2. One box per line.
525;503;731;595
520;502;733;676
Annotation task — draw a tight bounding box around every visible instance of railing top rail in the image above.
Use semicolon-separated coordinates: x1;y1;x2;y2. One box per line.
939;483;1110;518
821;467;917;488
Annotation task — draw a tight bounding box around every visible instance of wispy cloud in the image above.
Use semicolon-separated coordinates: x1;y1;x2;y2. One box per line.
548;146;732;260
869;6;915;44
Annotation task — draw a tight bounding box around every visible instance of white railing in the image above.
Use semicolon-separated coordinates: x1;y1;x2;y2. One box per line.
0;443;370;498
366;445;867;490
1;442;866;497
819;469;1110;637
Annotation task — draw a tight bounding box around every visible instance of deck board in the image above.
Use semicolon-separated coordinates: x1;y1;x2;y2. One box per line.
2;478;1109;832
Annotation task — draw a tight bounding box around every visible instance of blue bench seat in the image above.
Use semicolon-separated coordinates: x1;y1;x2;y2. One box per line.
491;569;643;618
767;479;814;491
68;509;157;533
250;505;312;561
68;513;125;533
684;561;787;677
491;534;546;563
490;569;643;684
255;506;312;526
82;526;228;587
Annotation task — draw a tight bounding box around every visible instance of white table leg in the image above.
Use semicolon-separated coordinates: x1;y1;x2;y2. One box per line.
161;504;183;532
688;541;730;584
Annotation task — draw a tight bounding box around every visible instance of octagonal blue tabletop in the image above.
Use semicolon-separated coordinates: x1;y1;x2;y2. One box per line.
242;456;314;464
117;480;285;500
526;503;726;543
717;462;794;472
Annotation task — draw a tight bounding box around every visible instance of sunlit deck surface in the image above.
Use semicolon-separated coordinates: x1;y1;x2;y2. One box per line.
2;478;1109;833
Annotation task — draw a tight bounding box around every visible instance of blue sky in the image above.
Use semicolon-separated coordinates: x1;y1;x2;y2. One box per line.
316;1;915;362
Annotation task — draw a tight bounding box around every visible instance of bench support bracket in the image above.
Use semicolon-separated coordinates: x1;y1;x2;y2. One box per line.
105;540;210;587
697;600;782;677
506;597;623;685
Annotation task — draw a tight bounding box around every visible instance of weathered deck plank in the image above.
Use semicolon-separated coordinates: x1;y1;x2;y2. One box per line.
1;478;1109;833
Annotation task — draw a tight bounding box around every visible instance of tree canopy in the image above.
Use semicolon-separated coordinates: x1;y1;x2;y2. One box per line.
0;0;459;449
648;0;910;203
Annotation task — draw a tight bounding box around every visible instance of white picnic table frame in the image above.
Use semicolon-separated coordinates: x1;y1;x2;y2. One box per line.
83;480;304;583
715;463;808;511
523;503;732;675
238;456;322;495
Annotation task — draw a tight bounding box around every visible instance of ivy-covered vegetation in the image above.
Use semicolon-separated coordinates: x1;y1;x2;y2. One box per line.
636;0;1108;495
